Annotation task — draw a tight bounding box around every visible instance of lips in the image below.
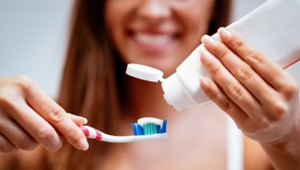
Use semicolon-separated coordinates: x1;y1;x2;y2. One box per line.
127;28;180;50
132;32;175;47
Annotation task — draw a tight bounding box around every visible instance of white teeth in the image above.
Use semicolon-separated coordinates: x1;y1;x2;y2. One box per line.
133;33;173;46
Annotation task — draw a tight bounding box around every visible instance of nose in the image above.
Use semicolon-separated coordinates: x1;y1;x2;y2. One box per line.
136;0;171;24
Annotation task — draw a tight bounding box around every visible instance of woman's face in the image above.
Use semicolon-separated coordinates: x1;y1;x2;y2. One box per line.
105;0;215;75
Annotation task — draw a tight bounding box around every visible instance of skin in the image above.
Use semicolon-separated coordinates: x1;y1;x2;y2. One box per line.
200;28;300;169
0;76;89;152
105;0;215;76
0;0;299;169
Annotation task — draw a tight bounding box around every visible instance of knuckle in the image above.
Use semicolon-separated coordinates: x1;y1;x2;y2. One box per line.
220;99;232;111
35;126;55;142
210;64;222;76
235;64;254;82
216;47;228;60
231;39;244;51
245;51;265;66
0;95;10;108
0;94;17;112
272;101;287;118
14;75;32;91
208;86;220;101
47;106;66;124
227;84;244;100
0;77;30;107
258;117;271;129
220;99;237;115
281;82;298;99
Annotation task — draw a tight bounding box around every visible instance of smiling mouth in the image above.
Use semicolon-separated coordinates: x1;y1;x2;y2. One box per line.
128;31;179;49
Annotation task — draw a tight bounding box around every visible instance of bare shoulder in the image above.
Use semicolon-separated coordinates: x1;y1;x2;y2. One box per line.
0;146;47;170
243;136;274;170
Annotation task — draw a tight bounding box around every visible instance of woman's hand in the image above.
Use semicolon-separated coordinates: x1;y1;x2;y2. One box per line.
0;76;89;153
200;27;299;143
199;28;300;168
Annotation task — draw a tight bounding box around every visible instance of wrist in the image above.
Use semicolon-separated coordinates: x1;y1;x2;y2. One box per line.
260;118;300;169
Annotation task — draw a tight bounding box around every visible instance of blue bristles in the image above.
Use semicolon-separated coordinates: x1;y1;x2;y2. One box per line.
132;119;167;136
131;123;144;135
160;120;167;133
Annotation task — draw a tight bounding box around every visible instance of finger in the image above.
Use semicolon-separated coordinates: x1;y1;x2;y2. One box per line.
200;77;248;129
199;48;268;125
25;82;89;151
201;34;283;120
68;113;88;126
217;27;289;91
0;133;17;153
0;115;37;151
5;100;63;152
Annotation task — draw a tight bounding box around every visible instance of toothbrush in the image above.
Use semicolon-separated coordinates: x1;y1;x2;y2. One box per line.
80;117;167;143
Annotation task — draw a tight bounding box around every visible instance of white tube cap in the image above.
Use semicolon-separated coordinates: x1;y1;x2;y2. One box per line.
126;63;164;82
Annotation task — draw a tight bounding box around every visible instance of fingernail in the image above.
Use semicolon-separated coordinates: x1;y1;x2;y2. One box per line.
200;78;210;90
82;118;88;124
219;27;232;38
202;35;217;46
68;113;88;125
200;49;214;63
78;137;89;151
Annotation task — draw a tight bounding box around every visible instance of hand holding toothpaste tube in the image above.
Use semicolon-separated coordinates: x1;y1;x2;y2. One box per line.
200;27;300;169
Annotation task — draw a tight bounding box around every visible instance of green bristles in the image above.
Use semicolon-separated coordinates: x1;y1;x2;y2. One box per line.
142;123;159;135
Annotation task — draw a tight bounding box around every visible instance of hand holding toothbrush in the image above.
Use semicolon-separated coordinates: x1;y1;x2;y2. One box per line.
200;27;300;169
0;76;167;153
0;76;89;153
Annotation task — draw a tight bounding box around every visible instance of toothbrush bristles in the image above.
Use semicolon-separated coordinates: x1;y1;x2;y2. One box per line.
132;118;167;136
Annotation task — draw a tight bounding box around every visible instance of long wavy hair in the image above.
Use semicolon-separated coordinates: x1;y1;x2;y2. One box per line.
51;0;232;169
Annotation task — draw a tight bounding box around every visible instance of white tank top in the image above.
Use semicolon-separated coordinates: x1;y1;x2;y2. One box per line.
227;117;243;170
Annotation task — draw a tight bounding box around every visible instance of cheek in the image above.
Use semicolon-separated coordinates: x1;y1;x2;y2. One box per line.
177;1;214;36
174;9;213;60
104;2;130;48
185;17;209;49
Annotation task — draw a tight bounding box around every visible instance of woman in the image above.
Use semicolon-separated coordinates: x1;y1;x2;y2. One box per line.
0;0;299;169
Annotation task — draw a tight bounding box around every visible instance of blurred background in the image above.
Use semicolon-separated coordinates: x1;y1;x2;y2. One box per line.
0;0;299;98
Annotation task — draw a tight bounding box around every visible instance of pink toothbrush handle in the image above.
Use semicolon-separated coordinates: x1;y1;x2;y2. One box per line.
80;126;102;141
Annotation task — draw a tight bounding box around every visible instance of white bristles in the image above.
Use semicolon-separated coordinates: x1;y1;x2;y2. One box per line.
137;117;164;126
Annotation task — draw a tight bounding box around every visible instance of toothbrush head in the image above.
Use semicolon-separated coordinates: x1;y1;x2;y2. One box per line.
132;117;167;136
